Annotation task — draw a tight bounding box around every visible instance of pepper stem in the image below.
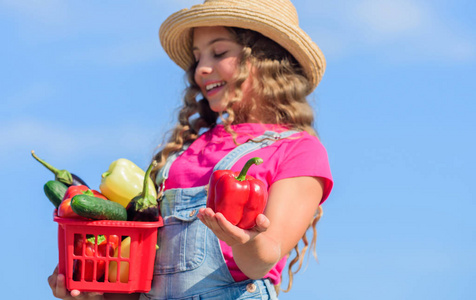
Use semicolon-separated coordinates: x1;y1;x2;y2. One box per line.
141;160;157;197
236;157;263;181
31;150;60;174
31;150;73;185
82;190;94;196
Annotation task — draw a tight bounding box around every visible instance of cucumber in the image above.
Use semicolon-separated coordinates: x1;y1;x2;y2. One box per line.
71;194;127;221
44;180;68;208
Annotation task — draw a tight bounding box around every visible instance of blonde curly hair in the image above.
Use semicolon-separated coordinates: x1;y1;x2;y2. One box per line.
151;27;323;293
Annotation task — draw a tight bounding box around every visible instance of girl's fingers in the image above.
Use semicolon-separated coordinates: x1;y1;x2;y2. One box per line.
199;208;267;246
70;289;81;297
89;292;104;297
55;273;68;298
197;208;212;227
48;264;104;299
214;212;253;245
47;266;59;290
199;210;231;238
214;212;236;232
71;290;104;299
254;214;270;233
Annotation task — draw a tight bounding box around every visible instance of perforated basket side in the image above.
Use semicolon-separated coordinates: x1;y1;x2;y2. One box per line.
54;215;162;293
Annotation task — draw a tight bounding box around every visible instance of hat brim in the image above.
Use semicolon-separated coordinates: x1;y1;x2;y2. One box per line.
159;5;326;92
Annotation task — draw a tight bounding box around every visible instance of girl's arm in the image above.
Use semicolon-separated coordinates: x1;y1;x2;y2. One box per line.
198;176;324;279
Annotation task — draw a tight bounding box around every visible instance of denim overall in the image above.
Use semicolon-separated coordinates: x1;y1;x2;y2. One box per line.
140;130;297;300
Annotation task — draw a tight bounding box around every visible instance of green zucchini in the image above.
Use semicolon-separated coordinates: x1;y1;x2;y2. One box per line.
44;180;68;208
71;194;127;221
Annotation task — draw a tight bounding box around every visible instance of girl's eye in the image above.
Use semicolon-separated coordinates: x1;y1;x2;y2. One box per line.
214;51;227;58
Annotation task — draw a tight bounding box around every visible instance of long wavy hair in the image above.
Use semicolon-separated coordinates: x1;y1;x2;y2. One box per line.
151;27;323;293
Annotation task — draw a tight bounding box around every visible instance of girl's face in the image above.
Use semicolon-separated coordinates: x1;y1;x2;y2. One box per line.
192;26;252;113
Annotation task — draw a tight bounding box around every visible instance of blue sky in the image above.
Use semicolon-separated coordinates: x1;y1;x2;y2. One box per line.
1;0;475;299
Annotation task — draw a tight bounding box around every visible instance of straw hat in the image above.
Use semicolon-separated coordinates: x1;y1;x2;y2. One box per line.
159;0;326;93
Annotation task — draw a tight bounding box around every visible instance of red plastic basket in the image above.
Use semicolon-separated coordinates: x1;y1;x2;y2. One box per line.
54;213;163;293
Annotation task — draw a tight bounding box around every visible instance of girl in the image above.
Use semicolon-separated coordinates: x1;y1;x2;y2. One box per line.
48;0;333;299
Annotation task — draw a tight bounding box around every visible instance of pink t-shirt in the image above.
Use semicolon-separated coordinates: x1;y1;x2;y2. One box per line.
164;123;333;284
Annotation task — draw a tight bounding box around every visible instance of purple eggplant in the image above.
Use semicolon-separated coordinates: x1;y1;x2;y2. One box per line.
126;160;159;222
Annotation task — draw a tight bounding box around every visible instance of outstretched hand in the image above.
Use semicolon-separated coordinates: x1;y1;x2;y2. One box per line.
197;207;270;247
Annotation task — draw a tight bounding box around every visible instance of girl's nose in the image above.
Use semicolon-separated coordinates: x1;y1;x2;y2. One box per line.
195;59;213;76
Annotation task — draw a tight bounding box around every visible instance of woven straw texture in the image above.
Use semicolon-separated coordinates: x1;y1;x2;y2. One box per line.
159;0;326;92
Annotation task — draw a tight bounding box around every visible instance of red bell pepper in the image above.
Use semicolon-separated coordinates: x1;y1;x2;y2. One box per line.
206;157;268;229
58;185;107;218
73;234;119;282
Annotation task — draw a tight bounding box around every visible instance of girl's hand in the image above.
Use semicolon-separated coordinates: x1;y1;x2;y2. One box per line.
197;207;270;246
48;266;104;299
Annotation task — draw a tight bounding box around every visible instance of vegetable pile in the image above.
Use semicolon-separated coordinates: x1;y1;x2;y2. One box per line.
32;151;160;282
32;150;159;222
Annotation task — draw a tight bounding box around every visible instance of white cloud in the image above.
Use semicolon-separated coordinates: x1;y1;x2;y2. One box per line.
354;0;428;36
353;0;475;62
1;1;167;67
0;0;69;24
1;119;80;159
0;118;159;161
163;0;202;8
4;83;55;111
60;39;163;67
301;0;475;63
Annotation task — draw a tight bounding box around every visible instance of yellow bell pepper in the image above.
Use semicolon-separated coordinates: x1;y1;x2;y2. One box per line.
99;159;157;208
108;236;130;283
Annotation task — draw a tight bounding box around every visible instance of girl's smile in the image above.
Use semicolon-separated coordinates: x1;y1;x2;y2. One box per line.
204;80;227;97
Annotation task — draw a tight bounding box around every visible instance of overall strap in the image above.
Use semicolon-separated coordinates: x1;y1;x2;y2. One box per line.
155;144;190;189
213;130;299;171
